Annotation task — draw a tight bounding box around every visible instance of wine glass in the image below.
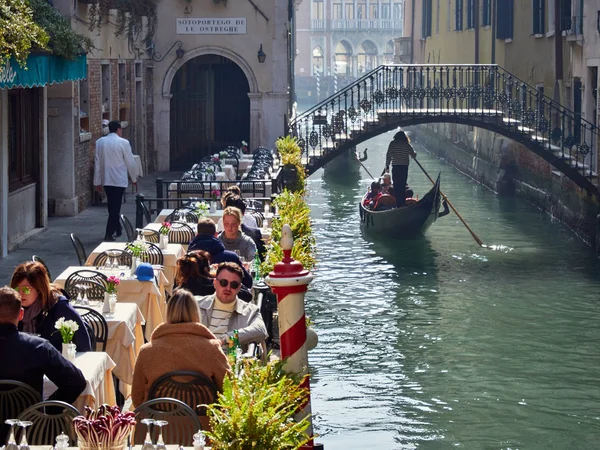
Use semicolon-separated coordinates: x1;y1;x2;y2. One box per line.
154;420;168;450
17;421;32;450
140;418;155;450
75;284;83;304
5;419;19;450
80;284;89;306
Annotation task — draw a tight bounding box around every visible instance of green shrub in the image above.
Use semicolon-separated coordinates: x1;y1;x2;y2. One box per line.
276;136;306;193
0;0;49;67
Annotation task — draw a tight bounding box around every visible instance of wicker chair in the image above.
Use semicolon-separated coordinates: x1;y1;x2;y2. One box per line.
124;242;164;266
133;398;201;444
165;209;199;224
140;229;160;244
73;306;109;352
0;380;41;443
69;233;87;266
17;400;79;445
92;249;132;268
63;270;108;303
147;371;218;417
167;222;195;245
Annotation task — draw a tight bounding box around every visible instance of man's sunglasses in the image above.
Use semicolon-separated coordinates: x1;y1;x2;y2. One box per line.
14;286;31;294
217;279;241;289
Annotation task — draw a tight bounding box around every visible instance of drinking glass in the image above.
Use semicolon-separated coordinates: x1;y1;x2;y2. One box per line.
17;421;32;450
75;285;83;304
5;419;19;450
154;420;168;450
80;285;89;306
140;418;155;450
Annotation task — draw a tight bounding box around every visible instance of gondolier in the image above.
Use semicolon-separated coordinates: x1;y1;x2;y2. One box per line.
385;131;417;208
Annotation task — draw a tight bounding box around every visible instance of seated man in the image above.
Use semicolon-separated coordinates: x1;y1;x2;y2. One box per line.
0;286;86;440
197;263;268;351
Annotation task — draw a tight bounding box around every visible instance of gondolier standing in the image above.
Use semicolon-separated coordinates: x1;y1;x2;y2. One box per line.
385;131;417;207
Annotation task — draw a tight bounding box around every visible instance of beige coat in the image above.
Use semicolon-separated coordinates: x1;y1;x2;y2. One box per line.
131;322;230;408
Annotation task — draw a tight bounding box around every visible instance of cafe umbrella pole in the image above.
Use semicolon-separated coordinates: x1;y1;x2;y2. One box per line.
266;225;323;450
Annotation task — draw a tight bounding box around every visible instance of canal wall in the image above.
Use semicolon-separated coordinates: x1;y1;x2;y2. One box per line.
409;123;600;250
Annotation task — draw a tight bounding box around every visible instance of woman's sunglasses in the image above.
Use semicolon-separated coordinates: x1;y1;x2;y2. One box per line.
14;286;31;294
217;279;240;289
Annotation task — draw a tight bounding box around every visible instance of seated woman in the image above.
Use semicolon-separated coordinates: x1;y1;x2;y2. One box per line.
131;289;230;414
174;250;215;297
363;181;383;209
10;262;91;352
217;207;257;262
381;173;393;194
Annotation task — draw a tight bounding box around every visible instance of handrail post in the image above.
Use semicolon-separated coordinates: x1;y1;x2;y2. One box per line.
135;193;145;229
156;178;164;211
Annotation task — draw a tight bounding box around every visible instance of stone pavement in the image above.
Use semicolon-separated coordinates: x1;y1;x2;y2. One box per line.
0;171;182;286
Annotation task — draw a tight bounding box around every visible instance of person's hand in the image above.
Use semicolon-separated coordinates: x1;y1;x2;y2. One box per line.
411;153;417;159
95;185;103;193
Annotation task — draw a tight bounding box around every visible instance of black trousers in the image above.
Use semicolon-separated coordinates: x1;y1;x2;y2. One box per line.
103;186;124;238
392;164;409;207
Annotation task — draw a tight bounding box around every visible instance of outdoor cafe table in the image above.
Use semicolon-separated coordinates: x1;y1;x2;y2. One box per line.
54;266;166;341
43;352;116;413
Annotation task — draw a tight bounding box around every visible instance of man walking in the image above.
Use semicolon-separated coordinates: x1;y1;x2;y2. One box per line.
94;120;138;241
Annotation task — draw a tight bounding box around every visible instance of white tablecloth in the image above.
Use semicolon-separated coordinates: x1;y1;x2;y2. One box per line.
44;352;116;412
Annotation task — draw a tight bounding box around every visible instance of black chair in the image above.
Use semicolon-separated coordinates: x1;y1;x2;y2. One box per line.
120;215;136;241
73;306;109;352
133;398;201;444
168;222;195;244
17;400;79;445
69;233;87;266
0;380;41;442
92;249;132;268
147;371;218;417
124;242;164;266
140;201;152;226
63;270;108;303
32;255;51;279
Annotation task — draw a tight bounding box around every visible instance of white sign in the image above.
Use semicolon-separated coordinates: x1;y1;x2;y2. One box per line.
176;18;247;34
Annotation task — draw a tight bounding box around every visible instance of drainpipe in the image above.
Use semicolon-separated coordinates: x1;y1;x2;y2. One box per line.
491;0;496;64
410;0;415;63
554;0;563;105
474;0;479;63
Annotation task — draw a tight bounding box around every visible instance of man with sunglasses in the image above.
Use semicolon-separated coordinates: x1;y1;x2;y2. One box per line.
197;262;267;350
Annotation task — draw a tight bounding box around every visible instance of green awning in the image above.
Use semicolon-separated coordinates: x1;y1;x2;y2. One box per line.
0;54;87;90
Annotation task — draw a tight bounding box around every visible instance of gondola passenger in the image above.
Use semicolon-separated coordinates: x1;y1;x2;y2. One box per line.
363;181;382;209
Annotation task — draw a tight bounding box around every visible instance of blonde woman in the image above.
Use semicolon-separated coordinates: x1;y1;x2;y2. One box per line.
131;288;230;408
217;207;256;262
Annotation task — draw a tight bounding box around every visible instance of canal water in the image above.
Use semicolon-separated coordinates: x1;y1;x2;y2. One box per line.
304;131;600;449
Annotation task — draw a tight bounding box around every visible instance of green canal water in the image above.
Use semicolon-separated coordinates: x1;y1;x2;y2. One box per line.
304;131;600;449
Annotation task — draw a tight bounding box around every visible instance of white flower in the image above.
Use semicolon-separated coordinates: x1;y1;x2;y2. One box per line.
54;317;65;330
63;320;79;332
241;140;248;146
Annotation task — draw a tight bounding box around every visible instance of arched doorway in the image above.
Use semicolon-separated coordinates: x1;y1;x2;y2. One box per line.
334;40;353;77
357;40;378;74
169;54;250;170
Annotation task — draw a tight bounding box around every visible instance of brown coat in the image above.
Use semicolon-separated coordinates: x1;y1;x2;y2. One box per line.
131;322;230;408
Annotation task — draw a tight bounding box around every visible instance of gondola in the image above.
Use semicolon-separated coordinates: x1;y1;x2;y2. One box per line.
359;174;449;237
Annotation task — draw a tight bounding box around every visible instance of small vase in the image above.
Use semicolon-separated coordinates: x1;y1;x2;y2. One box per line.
160;234;168;249
102;292;111;313
210;201;216;213
62;343;76;362
130;257;140;276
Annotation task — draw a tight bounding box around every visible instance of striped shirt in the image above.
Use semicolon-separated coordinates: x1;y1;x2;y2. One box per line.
386;140;416;167
209;308;233;338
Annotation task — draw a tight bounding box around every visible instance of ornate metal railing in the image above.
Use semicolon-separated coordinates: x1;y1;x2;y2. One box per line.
289;64;598;193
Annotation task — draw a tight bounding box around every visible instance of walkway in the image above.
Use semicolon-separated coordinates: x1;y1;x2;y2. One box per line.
0;171;181;286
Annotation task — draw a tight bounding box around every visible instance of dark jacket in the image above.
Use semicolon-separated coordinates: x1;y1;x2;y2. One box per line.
188;235;253;288
175;276;216;296
19;296;92;353
0;323;86;403
241;224;266;261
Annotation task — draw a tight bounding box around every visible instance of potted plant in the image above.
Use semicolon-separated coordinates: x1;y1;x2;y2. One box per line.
74;405;136;450
54;317;79;361
159;222;171;249
194;201;210;217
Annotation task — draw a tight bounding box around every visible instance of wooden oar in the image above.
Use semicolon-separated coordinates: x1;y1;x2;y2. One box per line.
354;151;376;179
413;157;485;247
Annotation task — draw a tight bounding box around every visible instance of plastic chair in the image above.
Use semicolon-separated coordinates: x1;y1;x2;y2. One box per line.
124;242;164;266
167;222;195;244
69;233;87;266
17;400;79;445
92;249;132;268
73;306;109;352
63;270;108;303
32;255;51;280
133;398;201;444
120;215;135;242
0;380;41;443
148;371;218;417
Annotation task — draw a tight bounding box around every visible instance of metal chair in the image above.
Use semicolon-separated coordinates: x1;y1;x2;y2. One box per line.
0;380;41;443
120;214;135;241
147;371;219;417
125;242;164;266
92;249;132;268
17;400;79;445
167;222;195;244
133;398;201;444
73;306;109;352
32;255;51;280
140;201;152;226
165;209;199;225
140;229;160;244
63;269;108;303
69;233;87;266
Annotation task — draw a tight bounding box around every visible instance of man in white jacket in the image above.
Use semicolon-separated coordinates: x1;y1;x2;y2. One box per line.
94;120;138;241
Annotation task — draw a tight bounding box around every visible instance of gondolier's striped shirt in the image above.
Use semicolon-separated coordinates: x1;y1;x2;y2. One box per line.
386;140;416;167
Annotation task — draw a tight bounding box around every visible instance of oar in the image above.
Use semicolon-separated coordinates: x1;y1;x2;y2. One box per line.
413;157;485;247
354;151;376;179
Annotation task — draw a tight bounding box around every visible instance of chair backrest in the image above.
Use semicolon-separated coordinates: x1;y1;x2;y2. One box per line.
0;380;42;441
124;242;164;266
63;270;108;302
17;400;79;445
120;215;135;242
168;222;195;244
133;398;201;445
69;233;87;266
140;229;160;244
32;255;51;280
147;371;218;417
141;202;152;226
165;209;199;224
92;249;132;268
73;306;109;352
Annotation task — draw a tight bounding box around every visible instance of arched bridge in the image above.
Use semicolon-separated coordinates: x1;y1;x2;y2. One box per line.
289;64;599;197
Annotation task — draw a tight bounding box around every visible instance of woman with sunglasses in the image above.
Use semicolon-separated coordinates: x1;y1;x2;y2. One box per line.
173;250;215;296
10;262;91;352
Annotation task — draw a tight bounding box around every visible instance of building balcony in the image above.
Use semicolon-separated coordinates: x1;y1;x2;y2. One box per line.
393;37;411;62
311;18;403;32
564;15;583;42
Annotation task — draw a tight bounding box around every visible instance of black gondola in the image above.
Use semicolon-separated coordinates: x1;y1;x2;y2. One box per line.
359;174;449;237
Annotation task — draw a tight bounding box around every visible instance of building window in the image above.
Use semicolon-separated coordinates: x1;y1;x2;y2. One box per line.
312;0;324;20
496;0;514;39
369;3;378;19
357;1;366;19
547;0;555;33
334;41;353;76
481;0;491;26
312;46;324;75
392;2;402;20
8;88;39;191
455;0;463;31
422;0;433;37
345;3;354;19
381;3;390;19
333;2;342;19
533;0;545;34
560;0;571;31
466;0;475;29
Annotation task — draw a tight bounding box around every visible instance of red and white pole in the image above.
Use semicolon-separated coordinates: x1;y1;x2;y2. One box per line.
265;224;319;449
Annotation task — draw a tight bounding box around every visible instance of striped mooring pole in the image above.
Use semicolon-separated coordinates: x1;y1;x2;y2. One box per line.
332;58;338;94
315;68;321;101
265;224;322;449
